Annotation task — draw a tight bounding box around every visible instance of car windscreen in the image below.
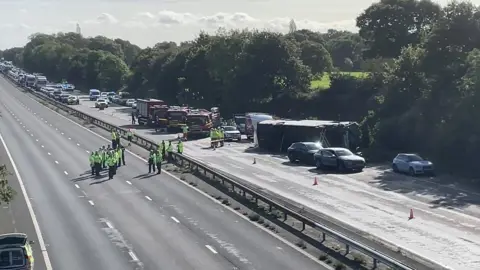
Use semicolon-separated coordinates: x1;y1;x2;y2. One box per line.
0;249;26;268
407;155;423;162
304;143;322;150
335;149;353;156
223;126;237;131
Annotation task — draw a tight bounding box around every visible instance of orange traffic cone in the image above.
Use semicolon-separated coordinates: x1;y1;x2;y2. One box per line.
313;177;318;186
408;209;415;220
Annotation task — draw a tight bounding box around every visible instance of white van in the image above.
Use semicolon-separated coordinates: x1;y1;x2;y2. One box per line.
245;113;273;146
89;89;100;101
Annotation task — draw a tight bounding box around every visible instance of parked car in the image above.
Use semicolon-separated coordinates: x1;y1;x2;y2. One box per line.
392;153;434;176
314;147;365;171
67;95;80;105
95;98;109;108
287;142;323;164
223;126;241;141
59;93;70;103
126;99;135;107
131;101;137;109
0;233;35;270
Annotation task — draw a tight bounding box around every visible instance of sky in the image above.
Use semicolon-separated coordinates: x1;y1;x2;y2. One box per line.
0;0;474;50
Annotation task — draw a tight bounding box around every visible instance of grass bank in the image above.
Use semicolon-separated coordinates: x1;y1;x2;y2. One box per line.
311;72;369;90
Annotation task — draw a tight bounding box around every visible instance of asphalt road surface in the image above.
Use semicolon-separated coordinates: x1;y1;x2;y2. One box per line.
0;141;48;270
0;77;328;270
66;87;480;269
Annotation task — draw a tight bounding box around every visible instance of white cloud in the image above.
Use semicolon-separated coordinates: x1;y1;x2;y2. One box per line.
122;10;356;33
84;12;119;25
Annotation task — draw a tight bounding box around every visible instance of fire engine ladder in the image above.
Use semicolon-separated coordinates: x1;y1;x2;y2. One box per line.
318;129;331;148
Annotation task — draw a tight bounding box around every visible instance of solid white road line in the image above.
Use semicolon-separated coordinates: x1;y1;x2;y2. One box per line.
0;132;53;269
205;245;218;254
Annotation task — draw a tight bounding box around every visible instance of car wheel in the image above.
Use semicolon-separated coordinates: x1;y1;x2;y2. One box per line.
288;153;295;163
409;167;415;176
392;164;398;172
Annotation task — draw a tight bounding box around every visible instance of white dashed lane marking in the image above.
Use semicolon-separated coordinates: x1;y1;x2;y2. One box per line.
63;171;68;175
88;200;94;206
126;181;132;185
128;251;139;262
47;152;51;155
145;196;152;201
75;184;80;189
171;216;180;223
205;245;218;254
54;161;58;164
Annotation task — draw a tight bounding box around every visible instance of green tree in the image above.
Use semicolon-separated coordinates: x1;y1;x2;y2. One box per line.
299;40;333;75
356;0;441;58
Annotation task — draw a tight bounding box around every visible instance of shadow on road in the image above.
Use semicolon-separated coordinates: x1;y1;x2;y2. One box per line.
90;179;110;185
114;107;134;114
370;167;480;209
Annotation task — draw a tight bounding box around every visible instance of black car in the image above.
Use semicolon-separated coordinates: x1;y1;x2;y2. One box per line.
314;147;366;171
287;142;323;164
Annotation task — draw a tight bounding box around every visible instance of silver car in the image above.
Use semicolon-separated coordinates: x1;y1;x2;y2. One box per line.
223;126;241;141
392;153;434;176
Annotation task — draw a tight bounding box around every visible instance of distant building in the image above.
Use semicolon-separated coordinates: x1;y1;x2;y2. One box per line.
76;23;81;35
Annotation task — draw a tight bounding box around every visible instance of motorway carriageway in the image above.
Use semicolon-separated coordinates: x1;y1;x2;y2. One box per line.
67;85;480;269
0;78;328;269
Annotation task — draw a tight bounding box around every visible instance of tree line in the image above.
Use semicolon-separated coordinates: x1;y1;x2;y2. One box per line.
1;0;480;178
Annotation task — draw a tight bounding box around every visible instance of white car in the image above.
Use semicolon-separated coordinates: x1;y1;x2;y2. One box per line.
95;98;109;108
131;101;137;109
126;99;135;107
223;126;241;141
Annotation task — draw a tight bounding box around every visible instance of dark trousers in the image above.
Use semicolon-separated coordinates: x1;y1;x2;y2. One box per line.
117;158;121;167
108;166;115;179
113;164;117;175
116;138;120;147
102;158;106;168
94;162;101;176
91;165;94;175
122;154;126;165
112;139;117;149
167;151;173;162
148;161;155;173
156;162;162;174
